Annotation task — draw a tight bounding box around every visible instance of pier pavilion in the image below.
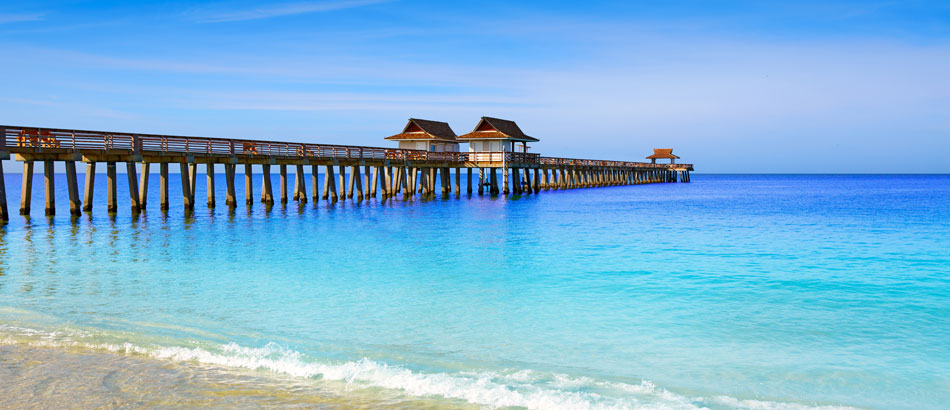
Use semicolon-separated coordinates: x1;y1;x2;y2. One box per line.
385;119;460;153
647;148;679;164
0;123;692;221
456;117;540;195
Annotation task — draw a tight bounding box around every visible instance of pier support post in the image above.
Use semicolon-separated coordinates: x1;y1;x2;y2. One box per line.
325;165;337;202
244;164;254;206
370;166;378;198
533;169;540;193
347;165;356;200
82;162;95;213
339;165;347;199
399;166;408;198
490;168;499;195
19;161;33;215
0;161;7;221
126;162;140;214
292;165;299;201
455;168;460;196
106;162;117;214
207;163;216;208
353;165;364;201
467;168;473;194
502;167;509;195
188;164;197;201
261;164;274;205
279;164;288;204
311;165;319;203
224;164;236;208
297;165;308;203
513;168;521;195
180;162;194;211
160;163;170;211
139;163;150;210
43;160;55;216
441;168;450;196
364;166;372;199
478;168;484;195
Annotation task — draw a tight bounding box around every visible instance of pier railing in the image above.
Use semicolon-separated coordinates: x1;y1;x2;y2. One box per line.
1;125;690;170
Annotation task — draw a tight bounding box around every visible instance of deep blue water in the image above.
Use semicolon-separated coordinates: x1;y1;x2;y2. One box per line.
0;173;948;409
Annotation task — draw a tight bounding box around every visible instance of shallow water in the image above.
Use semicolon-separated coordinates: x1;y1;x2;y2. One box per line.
0;173;948;409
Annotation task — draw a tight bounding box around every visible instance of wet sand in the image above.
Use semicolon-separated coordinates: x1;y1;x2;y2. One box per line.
0;344;474;409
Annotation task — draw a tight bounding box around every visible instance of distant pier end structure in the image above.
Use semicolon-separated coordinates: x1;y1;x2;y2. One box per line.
0;122;692;221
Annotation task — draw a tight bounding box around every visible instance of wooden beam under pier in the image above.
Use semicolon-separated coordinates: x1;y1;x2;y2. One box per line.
181;162;194;211
160;163;170;211
206;163;216;207
82;162;95;213
126;162;140;214
20;161;33;215
43;160;55;216
0;161;8;221
139;163;150;210
106;162;117;214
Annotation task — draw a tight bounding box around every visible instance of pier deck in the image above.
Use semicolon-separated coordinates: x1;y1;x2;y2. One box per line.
0;125;693;219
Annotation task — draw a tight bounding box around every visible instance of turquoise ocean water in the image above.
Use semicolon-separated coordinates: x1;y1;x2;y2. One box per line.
0;173;947;409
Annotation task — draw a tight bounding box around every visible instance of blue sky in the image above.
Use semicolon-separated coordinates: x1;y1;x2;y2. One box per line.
1;0;948;172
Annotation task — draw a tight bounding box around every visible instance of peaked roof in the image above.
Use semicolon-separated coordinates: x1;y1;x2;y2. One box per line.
385;118;458;143
456;117;539;142
646;148;680;159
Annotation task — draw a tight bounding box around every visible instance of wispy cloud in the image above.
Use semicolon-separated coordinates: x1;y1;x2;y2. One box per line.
0;13;43;24
190;0;390;23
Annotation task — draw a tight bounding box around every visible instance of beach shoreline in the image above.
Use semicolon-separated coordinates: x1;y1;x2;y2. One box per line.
0;341;475;409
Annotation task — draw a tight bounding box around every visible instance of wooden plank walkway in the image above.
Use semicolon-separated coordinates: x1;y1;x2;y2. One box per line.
0;125;693;220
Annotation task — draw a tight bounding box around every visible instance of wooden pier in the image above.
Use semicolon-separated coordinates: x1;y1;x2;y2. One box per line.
0;124;693;220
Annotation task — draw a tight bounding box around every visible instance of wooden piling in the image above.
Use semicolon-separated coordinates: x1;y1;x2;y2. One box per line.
225;164;236;207
370;166;378;198
188;163;197;201
455;168;460;196
106;162;117;213
0;161;8;221
364;165;372;199
467;168;473;194
160;163;170;211
126;162;140;214
261;164;274;204
325;165;338;202
353;165;364;201
43;160;55;216
311;165;319;202
207;163;216;207
347;166;356;199
244;164;253;206
279;164;288;204
297;165;308;203
399;166;408;198
82;162;95;213
533;169;540;192
139;163;150;210
478;168;484;195
441;167;450;196
339;165;347;199
502;167;509;195
490;168;499;195
181;162;194;211
19;161;33;215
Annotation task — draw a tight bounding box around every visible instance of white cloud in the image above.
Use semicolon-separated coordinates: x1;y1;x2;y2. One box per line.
0;13;42;24
189;0;391;23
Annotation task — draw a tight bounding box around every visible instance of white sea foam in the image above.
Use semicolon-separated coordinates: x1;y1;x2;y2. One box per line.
0;325;860;410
